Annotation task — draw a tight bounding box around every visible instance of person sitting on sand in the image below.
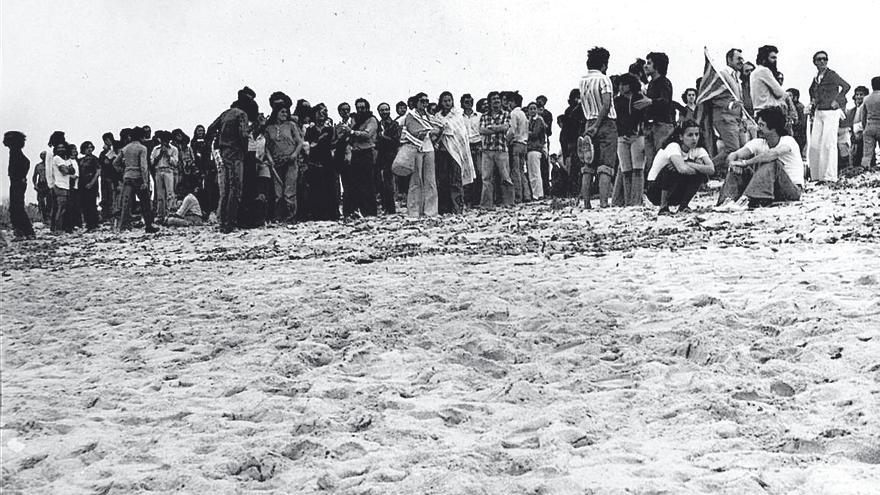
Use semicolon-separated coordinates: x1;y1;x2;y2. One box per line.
165;184;204;227
715;107;803;211
646;119;714;215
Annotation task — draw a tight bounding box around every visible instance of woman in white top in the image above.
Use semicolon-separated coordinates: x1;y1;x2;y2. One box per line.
647;120;714;215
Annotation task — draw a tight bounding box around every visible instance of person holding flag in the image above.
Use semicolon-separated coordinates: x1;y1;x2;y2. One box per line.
695;48;748;178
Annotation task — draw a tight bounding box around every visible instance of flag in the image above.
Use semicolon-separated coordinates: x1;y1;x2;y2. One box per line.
695;47;731;106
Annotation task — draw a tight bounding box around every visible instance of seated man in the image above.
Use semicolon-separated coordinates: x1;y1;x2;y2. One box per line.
165;185;204;227
716;107;804;210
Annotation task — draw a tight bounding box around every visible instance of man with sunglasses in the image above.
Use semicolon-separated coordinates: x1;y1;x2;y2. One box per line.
808;51;851;183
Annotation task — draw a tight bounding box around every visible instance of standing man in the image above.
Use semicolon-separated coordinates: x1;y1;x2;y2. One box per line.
334;102;355;216
206;95;258;233
461;93;482;207
560;89;585;197
536;95;553;195
478;91;514;208
4;131;36;239
787;88;808;158
376;102;400;214
114;127;157;233
579;46;618;209
348;98;379;217
741;62;758;139
526;102;547;199
265;99;303;223
750;46;787;113
150;131;179;221
808;50;851;182
50;142;78;233
708;49;747;174
98;132;119;223
634;51;674;181
849;85;870;168
505;91;530;202
857;77;880;170
78;141;101;231
32;151;50;224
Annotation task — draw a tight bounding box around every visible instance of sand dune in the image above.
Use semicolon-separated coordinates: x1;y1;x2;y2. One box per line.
2;175;879;494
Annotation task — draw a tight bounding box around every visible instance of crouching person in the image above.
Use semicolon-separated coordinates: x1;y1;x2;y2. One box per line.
165;184;204;227
715;107;804;211
646;120;714;215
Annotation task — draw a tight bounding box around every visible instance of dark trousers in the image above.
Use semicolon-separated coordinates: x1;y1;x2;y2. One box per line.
540;151;551;197
306;162;340;221
200;170;219;217
564;142;583;197
36;187;51;224
465;143;482;206
119;178;154;230
218;148;244;230
647;166;707;207
69;184;82;229
100;177;117;220
52;186;72;233
436;149;464;214
80;186;100;229
9;179;35;237
376;151;397;213
346;149;377;217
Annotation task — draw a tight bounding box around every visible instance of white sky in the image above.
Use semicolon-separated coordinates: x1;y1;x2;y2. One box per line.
1;0;877;201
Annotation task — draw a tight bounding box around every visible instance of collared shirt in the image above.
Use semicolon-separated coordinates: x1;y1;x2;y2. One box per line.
51;155;78;190
861;91;880;127
206;107;249;151
809;69;850;111
462;110;482;144
265;121;301;161
750;66;786;110
480;110;511;152
350;115;379;151
645;75;674;123
150;144;179;172
113;141;150;181
712;66;743;113
579;70;616;120
527;116;546;151
507;107;529;144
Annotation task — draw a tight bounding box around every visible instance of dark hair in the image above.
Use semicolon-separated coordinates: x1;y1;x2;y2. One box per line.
725;48;742;63
587;46;610;70
48;130;66;147
567;88;580;104
337;102;350;112
681;88;697;103
628;58;647;84
872;77;880;91
238;86;256;100
232;97;259;122
610;75;620;92
354;98;370;111
120;128;132;143
130;126;145;141
3;131;26;148
536;95;547;103
414;92;428;102
756;107;788;136
293;99;312;122
756;45;778;67
854;85;869;96
80;141;94;153
476;98;487;111
509;92;523;107
406;96;417;108
396;100;407;109
743;61;755;69
663;119;704;150
377;102;390;111
812;50;828;61
101;131;115;143
646;52;669;76
460;93;473;103
438;91;454;106
787;87;800;99
486;91;501;102
312;103;327;121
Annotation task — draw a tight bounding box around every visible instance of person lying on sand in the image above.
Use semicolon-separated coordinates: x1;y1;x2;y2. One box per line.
715;107;804;211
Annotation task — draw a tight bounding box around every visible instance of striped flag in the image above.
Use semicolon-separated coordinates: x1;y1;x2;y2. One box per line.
695;47;731;105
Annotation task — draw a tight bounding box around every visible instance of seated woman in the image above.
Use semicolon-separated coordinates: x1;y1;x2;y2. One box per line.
165;185;204;227
715;107;803;210
646;120;714;215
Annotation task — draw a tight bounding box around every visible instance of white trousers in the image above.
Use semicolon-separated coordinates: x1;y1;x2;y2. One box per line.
526;150;544;199
809;110;839;182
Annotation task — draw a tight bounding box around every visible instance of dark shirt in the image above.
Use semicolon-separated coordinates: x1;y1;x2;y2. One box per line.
742;77;754;116
206;108;249;151
78;154;100;189
8;149;29;180
614;94;646;137
305;124;334;166
645;75;674;123
527;117;546;151
809;69;850;111
98;148;119;180
560;104;585;146
539;108;553;137
376;118;401;156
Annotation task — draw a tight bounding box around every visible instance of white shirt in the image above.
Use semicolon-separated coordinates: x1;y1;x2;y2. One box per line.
507;107;528;143
51;156;78;190
463;110;482;144
579;70;617;120
743;136;804;186
648;142;710;181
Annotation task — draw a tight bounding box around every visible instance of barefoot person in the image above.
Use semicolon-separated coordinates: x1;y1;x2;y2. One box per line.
716;107;803;210
579;46;617;209
646;120;714;215
3;131;36;239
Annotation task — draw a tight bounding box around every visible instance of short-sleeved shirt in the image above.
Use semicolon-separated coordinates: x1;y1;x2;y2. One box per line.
579;70;617;120
648;143;709;181
480;110;511;152
743;136;804;186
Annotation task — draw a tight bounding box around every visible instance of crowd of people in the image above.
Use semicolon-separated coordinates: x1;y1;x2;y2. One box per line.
4;46;879;238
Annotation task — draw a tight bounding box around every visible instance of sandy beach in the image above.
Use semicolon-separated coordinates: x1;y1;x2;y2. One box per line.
2;176;879;494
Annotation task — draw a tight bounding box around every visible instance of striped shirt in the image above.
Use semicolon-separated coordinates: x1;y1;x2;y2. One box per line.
579;70;616;120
